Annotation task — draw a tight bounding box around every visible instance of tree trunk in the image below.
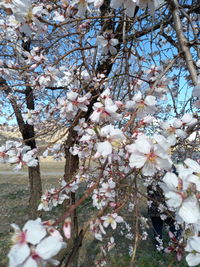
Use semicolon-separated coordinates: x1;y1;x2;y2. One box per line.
28;164;42;219
20;123;42;219
1;76;42;219
61;129;79;267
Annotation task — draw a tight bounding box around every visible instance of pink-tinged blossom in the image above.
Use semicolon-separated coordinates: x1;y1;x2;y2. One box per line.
97;32;119;55
181;114;197;127
126;136;172;176
93;0;104;8
154;134;174;151
173;114;197;129
177;163;200;190
38;178;79;211
99;179;116;198
24;106;43;126
100;125;125;145
18;238;61;266
161;121;186;140
90;219;106;241
101;213;124;230
110;0;164;17
125;91;157;118
95;141;113;158
95;126;125;158
92;189;109;210
46;226;63;241
8;218;46;266
90;90;121;123
53;11;65;22
161;173;185;206
0;141;38;171
184;158;200;173
8;218;66;267
100;237;115;256
57;91;91;120
178;196;200;224
161;167;200;224
74;118;88;136
92;180;116;209
2;1;48;34
63;217;72;239
161;114;197;143
38;188;70;212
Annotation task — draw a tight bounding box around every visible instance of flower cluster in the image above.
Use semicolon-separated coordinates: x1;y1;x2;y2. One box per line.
161;159;200;266
90;89;122;123
97;32;119;55
57;91;91;120
0;0;48;34
38;178;79;211
43;144;64;161
90;213;123;241
0;141;38;171
126;135;172;176
161;114;197;145
125;91;157;118
92;179;116;209
8;218;66;267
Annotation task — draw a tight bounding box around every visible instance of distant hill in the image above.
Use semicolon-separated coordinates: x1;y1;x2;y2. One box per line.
0;126;20;145
0;125;68;148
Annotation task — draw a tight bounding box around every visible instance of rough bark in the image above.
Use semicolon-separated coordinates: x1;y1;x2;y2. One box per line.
62;129;79;267
64;128;79;239
1;77;42;219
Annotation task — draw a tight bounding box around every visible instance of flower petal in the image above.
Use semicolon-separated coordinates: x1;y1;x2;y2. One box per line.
186;253;200;267
23;257;38;267
23;219;46;245
129;153;146;168
8;243;30;267
36;236;65;260
178;197;200;224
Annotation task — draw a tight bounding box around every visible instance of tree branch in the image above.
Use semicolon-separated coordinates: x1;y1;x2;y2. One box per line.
167;0;198;85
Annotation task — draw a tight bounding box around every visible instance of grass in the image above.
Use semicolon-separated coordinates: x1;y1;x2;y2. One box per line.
0;160;64;266
0;161;189;267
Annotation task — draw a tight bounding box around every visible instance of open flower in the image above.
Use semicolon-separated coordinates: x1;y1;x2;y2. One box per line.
161;167;200;224
126;136;172;176
101;213;124;229
186;236;200;266
125;91;157;118
8;218;66;267
90;90;121;123
8;219;46;266
90;219;106;241
95;125;125;158
97;32;119;55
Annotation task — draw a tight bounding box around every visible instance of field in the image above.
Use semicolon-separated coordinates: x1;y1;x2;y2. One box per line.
0;158;188;266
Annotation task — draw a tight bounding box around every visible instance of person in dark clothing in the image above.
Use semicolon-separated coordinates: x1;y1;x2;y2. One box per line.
147;169;181;250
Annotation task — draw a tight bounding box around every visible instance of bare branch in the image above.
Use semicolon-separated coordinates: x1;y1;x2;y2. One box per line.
167;0;198;85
